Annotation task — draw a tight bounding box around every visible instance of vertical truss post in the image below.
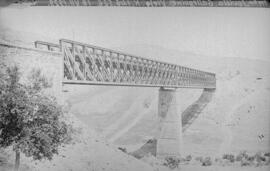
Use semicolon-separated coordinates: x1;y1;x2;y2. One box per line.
83;45;86;80
71;42;75;79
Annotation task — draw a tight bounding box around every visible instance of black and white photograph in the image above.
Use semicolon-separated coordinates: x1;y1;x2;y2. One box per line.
0;0;269;171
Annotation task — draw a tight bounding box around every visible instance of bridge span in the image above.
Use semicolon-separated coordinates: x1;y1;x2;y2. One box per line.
35;40;216;158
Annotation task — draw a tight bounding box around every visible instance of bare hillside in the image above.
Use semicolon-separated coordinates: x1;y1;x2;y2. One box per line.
0;28;269;171
65;44;270;157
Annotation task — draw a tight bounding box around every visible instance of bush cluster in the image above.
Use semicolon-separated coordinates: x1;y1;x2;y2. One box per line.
163;156;180;169
234;151;270;166
223;154;235;163
160;151;270;169
201;157;212;166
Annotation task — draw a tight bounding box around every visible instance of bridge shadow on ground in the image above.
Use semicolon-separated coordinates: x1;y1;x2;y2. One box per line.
182;88;215;132
130;88;215;159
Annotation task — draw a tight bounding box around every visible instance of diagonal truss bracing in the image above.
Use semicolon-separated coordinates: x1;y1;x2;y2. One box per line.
35;39;216;89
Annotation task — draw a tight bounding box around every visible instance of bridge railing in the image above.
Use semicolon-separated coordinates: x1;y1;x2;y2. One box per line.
34;41;60;52
59;39;216;89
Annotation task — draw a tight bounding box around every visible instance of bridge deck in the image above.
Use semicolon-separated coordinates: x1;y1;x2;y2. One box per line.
62;80;215;89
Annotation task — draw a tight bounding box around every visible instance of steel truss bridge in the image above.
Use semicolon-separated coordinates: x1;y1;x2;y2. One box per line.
35;39;216;158
35;40;216;89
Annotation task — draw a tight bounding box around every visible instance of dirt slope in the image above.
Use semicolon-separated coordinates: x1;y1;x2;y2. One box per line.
182;57;270;156
1;28;269;171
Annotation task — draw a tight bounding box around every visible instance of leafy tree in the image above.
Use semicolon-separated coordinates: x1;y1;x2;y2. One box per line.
0;65;72;171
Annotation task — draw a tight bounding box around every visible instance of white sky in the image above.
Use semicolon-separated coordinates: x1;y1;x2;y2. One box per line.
0;7;269;61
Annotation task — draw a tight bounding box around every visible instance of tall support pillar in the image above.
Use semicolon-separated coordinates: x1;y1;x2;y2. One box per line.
157;87;183;158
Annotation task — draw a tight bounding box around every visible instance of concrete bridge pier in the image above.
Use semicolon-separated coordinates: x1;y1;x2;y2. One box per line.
157;87;183;158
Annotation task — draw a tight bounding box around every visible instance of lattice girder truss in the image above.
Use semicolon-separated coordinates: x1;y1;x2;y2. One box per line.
59;39;216;88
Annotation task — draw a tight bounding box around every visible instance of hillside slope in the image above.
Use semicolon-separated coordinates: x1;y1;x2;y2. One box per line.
1;28;269;170
61;43;270;157
0;40;160;171
183;57;270;156
66;43;270;156
1;112;157;171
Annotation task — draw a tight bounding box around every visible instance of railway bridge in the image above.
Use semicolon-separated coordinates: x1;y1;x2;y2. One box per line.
35;40;216;158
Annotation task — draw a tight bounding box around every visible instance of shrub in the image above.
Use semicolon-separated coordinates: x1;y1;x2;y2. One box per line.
247;156;255;162
264;152;270;165
234;151;255;166
177;155;192;164
264;152;270;157
222;154;235;163
255;152;265;161
0;66;73;171
163;156;180;169
185;155;192;162
236;151;248;162
201;157;212;166
254;152;267;166
241;159;251;166
146;139;154;144
118;147;127;153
